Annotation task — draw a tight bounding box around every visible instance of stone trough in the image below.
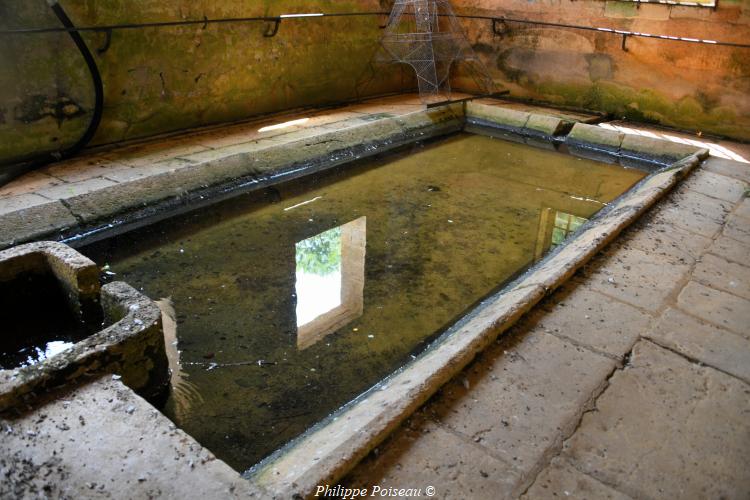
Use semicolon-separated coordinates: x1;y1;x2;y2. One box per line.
0;241;169;412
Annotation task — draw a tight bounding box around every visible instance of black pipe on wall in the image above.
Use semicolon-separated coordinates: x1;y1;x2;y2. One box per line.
0;0;104;187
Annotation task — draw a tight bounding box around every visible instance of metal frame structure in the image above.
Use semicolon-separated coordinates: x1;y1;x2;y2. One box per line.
377;0;495;103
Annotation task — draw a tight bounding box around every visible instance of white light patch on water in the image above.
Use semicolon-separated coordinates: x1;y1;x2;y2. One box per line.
284;196;323;211
22;340;74;367
295;270;341;327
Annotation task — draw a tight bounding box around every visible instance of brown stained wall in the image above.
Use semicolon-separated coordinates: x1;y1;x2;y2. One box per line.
0;0;401;165
452;0;750;141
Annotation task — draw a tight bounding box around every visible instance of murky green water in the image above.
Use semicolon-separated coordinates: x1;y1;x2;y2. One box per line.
82;132;645;471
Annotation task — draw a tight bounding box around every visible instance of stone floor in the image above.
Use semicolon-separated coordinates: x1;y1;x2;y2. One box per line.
1;95;749;498
344;154;750;498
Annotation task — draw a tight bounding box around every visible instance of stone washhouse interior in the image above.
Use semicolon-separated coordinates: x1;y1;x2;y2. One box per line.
1;0;749;498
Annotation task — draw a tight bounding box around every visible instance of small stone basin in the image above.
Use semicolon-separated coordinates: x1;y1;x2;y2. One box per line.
0;242;169;412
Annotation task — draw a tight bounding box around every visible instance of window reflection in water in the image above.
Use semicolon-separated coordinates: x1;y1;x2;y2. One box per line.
295;217;366;350
534;208;588;261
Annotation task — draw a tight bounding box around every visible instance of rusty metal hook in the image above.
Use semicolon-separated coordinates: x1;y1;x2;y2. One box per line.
263;18;281;38
96;28;112;54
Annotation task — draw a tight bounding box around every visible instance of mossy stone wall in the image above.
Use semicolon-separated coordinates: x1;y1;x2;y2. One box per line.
453;0;750;141
0;0;401;164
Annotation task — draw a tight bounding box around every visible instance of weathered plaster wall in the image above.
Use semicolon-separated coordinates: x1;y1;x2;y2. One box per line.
0;1;401;164
453;0;750;141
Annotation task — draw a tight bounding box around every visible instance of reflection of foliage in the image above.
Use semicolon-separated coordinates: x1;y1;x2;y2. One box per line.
551;212;588;247
296;227;342;276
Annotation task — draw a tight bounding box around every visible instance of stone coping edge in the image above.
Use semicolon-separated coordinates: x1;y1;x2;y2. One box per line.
0;106;464;251
247;149;709;499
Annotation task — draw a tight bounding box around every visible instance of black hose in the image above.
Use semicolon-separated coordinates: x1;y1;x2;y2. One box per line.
0;0;104;187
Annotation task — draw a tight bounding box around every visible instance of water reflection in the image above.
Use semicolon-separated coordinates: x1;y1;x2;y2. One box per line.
295;217;366;350
9;340;74;369
157;297;202;421
534;208;589;260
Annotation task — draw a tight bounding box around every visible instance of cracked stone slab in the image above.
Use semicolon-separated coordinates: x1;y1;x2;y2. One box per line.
0;376;264;499
562;341;750;499
521;457;632;500
429;330;617;483
345;416;523;500
677;281;750;336
646;307;750;383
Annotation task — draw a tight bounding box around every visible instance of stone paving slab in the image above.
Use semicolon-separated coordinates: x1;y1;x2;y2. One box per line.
708;234;750;266
520;457;632;500
562;341;750;500
647;188;732;238
0;170;62;197
735;198;750;219
701;157;750;183
723;214;750;245
579;246;691;313
693;252;750;300
0;192;51;216
346;417;523;500
0;376;264;499
518;282;650;361
429;331;616;481
646;307;750;383
677;169;748;203
678;280;750;335
34;177;118;200
609;216;712;264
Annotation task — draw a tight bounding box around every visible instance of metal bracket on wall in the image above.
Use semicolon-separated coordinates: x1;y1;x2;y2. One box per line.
96;28;112;54
492;18;508;37
263;18;281;38
621;33;629;51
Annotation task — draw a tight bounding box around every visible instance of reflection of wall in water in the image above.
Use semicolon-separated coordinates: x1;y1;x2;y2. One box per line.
296;217;366;350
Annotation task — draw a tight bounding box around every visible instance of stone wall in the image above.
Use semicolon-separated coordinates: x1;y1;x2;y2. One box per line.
2;0;748;167
0;0;401;164
452;0;750;141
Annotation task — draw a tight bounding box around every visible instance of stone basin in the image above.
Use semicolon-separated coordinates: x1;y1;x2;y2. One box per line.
0;241;168;412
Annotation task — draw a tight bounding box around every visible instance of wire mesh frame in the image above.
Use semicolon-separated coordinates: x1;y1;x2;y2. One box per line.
377;0;495;103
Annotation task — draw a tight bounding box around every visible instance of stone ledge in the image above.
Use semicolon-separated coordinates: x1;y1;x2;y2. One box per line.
0;106;464;249
620;133;704;166
0;241;100;318
465;101;572;142
0;201;78;249
0;376;266;499
566;122;624;153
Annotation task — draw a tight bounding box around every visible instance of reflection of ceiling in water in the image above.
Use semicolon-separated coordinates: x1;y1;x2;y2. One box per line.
295;217;366;350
